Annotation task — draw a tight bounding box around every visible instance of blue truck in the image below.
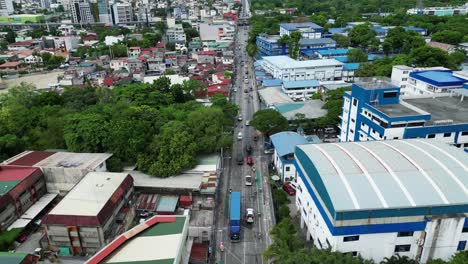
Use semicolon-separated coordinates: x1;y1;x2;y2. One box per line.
230;192;241;241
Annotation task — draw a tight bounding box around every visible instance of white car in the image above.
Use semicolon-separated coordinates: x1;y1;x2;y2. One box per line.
245;120;250;126
246;208;254;223
237;132;243;140
245;175;252;186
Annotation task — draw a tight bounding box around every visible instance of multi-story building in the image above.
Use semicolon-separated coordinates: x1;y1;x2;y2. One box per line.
261;56;343;82
339;77;468;148
281;80;320;100
294;139;468;263
112;2;133;25
43;172;134;255
256;34;337;57
0;0;14;16
166;24;186;44
97;0;111;23
407;3;468;16
70;0;94;24
391;66;468;96
0;165;46;231
270;131;309;182
279;22;323;39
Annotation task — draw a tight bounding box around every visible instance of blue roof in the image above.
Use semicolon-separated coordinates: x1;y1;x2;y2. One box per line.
279;22;322;31
230;192;240;221
404;26;426;33
328;27;347;34
410;70;467;87
306;135;321;144
283;80;320;89
255;70;267;76
271;131;309;157
372;27;387;34
343;63;360;71
262;79;283;87
334;56;348;62
317;48;349;56
300;38;336;45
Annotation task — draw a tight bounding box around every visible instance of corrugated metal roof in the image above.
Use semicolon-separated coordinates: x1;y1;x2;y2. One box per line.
156;196;179;213
263;56;343;69
271;132;309;157
283;80;320;89
296;139;468;214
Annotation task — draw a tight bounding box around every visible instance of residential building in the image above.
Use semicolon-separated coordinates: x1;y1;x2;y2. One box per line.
70;0;94;24
295;139;468;263
2;151;112;193
97;0;111;24
0;166;46;231
256;34;336;57
128;46;141;57
339;77;468;147
196;50;216;64
270;131;309;182
279;22;323;39
86;214;190;264
166;24;186;44
427;41;456;53
105;35;124;46
407;3;468;16
391;66;468;96
41;0;50;9
261;56;343;81
0;0;14;16
42;172;134;255
0;252;38;264
112;2;133;25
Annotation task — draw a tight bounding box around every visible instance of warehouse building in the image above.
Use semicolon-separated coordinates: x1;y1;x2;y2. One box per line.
339;77;468;147
42;172;134;255
294;139;468;263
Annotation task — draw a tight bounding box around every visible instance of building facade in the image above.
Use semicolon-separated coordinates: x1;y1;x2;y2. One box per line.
407;3;468;16
112;3;133;25
294;140;468;263
256;34;337;57
339;78;468;148
0;0;14;16
270;132;309;182
70;0;94;24
279;22;323;39
97;0;111;23
43;172;134;255
166;24;187;43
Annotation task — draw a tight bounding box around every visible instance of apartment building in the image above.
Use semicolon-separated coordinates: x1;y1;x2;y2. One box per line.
70;0;94;24
0;0;14;16
112;2;133;25
166;24;186;44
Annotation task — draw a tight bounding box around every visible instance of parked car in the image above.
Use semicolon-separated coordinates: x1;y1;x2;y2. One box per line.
245;120;250;126
245;144;252;154
283;183;296;196
247;155;253;166
237;132;243;140
237;152;244;165
324;126;336;134
16;233;27;243
238;114;243;121
245;175;252;186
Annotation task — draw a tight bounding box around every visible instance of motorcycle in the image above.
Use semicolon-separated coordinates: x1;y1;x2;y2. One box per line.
220;242;225;252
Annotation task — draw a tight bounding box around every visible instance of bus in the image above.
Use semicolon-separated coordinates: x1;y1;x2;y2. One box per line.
230;192;241;241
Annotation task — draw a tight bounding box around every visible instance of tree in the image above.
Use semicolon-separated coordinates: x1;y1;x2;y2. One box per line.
408;46;452;69
184;27;199;42
347;48;367;62
251;109;289;136
380;255;416;264
448;50;466;68
277;34;290;55
348;23;378;50
331;34;350;47
430;30;464;45
63;112;109;153
288;31;302;59
111;44;128;57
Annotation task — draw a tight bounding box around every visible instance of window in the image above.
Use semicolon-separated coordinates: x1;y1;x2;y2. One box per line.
383;91;398;98
317;239;323;249
343;236;359;242
403;71;408;74
394;245;411;252
443;133;451;137
346;252;358;257
428;134;436;139
402;78;407;81
393;137;399;140
285;166;290;172
397;231;414;237
326;239;331;248
462;227;468;233
457;241;466;251
461;131;468;136
351;118;355;123
353;99;357;106
350;129;354;133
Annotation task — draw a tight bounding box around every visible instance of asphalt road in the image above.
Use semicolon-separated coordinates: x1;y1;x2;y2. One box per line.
213;1;275;263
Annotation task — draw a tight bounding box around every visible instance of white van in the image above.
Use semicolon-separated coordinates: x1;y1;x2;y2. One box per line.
237;132;243;140
245;175;252;186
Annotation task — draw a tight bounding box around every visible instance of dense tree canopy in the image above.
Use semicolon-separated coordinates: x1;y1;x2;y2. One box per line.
251;109;289;136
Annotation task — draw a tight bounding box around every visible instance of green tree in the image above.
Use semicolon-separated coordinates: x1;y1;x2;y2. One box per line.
430;30;464;45
331;34;350;47
348;23;378;50
251;109;289;136
347;48;368;62
289;31;302;59
184;27;199;42
63;112;109;152
380;255;416;264
408;46;452;69
111;44;128;57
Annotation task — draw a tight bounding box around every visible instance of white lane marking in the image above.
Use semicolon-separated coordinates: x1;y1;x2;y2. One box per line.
414;139;468;171
380;141;449;204
313;145;360;209
333;144;389;208
399;140;467;196
354;143;416;206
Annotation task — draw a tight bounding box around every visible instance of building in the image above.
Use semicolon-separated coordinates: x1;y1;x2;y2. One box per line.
0;14;45;23
86;214;189;264
0;252;38;264
279;22;323;39
282;80;320;100
42;172;134;255
97;0;111;23
407;3;468;16
0;0;14;16
391;66;468;95
196;50;216;64
112;2;133;25
261;56;343;81
270;131;309;182
427;41;456;53
166;24;186;44
70;0;94;24
2;151;112;193
0;166;46;231
339;77;468;147
105;35;124;46
256;34;336;57
294;139;468;263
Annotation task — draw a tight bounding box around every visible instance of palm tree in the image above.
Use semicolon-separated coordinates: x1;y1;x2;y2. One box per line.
380;254;416;264
277;34;290;55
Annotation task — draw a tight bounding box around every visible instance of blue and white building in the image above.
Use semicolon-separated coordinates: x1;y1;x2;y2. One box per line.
256;34;336;57
282;80;320;100
339;78;468;148
294;139;468;263
279;22;323;39
270;131;309;182
407;3;468;16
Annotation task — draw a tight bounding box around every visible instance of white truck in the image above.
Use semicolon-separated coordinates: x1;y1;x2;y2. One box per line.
246;208;254;224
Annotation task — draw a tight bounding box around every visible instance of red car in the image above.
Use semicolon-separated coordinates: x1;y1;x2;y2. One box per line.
246;155;253;166
283;183;296;196
16;234;27;243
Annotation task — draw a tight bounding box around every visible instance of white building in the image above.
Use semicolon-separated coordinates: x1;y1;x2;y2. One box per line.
261;56;343;82
279;22;323;39
109;58;127;71
105;35;124;46
391;66;468;96
270;131;309;182
24;55;43;64
407;3;468;16
0;0;14;16
294;139;468;263
166;24;186;43
281;80;321;100
112;2;133;25
70;0;94;24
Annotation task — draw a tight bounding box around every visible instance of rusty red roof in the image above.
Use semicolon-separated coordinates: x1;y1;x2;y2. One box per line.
7;151;56;166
